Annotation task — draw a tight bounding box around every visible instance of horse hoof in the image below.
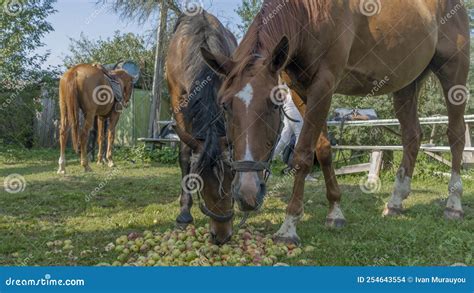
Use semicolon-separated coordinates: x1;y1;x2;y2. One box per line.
444;208;464;220
176;212;193;227
57;169;66;175
97;161;104;166
325;217;346;228
272;235;300;246
382;205;403;217
84;166;93;173
108;162;116;168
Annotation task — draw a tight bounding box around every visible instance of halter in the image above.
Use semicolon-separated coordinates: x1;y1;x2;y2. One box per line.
227;105;286;181
190;144;235;223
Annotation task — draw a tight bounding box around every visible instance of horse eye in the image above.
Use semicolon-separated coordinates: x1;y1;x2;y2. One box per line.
221;102;230;111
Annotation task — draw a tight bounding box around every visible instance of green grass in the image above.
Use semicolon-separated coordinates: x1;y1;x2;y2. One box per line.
0;148;473;266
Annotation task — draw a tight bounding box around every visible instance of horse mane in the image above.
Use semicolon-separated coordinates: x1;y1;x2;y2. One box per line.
226;0;332;87
175;11;236;169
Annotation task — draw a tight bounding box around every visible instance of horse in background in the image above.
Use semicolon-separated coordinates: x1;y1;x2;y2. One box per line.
201;0;470;244
166;11;237;244
57;64;135;174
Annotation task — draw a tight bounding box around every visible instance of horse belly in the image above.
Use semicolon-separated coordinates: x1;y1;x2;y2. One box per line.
336;0;438;96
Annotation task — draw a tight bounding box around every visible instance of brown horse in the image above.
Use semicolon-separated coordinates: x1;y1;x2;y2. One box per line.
166;11;237;244
57;64;134;174
201;0;470;244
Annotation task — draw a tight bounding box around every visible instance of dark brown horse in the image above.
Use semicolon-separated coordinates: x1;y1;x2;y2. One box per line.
57;64;134;174
166;11;237;244
202;0;470;244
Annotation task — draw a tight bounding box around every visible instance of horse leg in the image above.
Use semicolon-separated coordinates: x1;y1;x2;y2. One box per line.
80;114;95;173
176;142;194;227
96;117;105;165
383;80;423;216
316;125;345;227
57;119;68;174
431;38;469;220
274;72;335;245
106;113;120;168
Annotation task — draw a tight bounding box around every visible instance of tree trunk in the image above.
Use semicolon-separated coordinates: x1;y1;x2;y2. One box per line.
148;0;169;138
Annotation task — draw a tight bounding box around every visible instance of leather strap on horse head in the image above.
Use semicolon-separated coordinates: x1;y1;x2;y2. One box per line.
231;160;270;172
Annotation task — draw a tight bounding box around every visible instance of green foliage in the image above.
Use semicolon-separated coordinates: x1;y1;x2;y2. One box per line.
63;32;155;90
0;0;58;147
114;145;178;165
235;0;263;36
0;0;56;81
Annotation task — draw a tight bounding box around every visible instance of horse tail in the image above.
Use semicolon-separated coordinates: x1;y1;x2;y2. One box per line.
64;72;80;153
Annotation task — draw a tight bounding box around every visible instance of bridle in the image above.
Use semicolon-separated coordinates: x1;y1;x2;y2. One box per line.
225;105;286;182
190;143;235;224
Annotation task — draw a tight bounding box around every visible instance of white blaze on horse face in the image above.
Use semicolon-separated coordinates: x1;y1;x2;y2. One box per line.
236;83;253;108
236;83;255;161
446;171;463;211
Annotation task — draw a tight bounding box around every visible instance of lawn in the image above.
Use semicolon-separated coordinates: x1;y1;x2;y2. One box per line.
0;148;473;266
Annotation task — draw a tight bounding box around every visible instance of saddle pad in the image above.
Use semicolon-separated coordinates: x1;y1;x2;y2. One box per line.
105;75;123;103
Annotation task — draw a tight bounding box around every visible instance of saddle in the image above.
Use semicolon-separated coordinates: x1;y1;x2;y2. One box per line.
92;63;124;104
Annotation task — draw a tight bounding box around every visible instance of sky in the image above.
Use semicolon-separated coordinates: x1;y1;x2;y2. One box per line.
39;0;242;69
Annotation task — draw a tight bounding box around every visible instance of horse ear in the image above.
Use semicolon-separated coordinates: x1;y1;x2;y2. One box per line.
200;47;234;76
267;36;290;73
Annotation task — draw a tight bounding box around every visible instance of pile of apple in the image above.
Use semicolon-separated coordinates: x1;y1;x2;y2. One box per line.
99;225;314;266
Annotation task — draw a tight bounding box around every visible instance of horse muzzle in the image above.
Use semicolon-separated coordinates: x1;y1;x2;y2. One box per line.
231;171;266;212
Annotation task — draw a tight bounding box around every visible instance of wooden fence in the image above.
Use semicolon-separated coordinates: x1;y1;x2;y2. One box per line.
34;89;171;148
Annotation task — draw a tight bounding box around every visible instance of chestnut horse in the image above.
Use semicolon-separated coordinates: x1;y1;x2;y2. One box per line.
166;11;237;244
57;64;134;174
201;0;470;244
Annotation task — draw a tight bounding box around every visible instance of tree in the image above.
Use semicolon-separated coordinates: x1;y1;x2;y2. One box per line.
0;0;57;147
64;32;155;90
235;0;263;36
0;0;56;81
101;0;182;138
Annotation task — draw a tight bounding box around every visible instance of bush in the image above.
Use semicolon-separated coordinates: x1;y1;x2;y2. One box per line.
114;145;178;165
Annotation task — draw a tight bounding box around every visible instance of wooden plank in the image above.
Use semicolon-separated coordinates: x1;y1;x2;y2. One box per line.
335;163;371;175
424;151;452;168
368;150;383;178
463;124;473;162
138;138;180;143
327;114;474;127
332;145;474;152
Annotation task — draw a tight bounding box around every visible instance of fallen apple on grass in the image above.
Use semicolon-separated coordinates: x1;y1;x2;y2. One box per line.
96;225;315;267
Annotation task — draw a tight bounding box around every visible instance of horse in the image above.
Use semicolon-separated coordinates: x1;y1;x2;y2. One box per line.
57;64;135;174
201;0;470;244
166;11;237;244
